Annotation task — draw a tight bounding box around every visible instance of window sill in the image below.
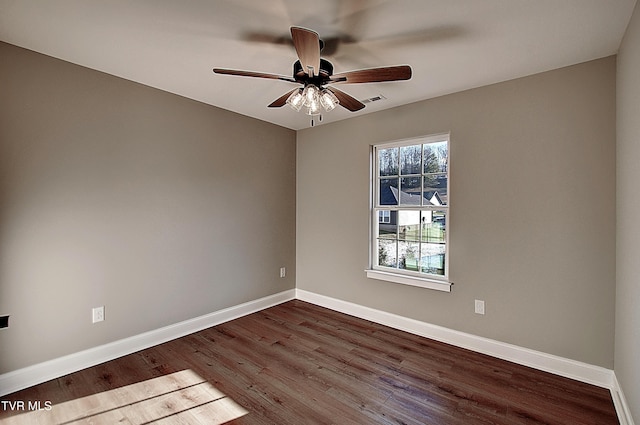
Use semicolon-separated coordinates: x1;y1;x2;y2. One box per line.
365;269;452;292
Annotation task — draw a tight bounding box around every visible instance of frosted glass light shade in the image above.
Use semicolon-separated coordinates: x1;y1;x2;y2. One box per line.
302;85;320;107
286;88;304;111
320;89;339;111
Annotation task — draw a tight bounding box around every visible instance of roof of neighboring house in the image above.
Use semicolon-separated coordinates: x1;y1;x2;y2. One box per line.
380;185;443;207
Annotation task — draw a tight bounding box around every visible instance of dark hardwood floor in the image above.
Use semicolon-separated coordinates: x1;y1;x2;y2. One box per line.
0;300;619;424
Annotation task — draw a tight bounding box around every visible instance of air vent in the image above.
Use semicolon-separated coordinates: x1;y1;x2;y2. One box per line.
361;94;387;104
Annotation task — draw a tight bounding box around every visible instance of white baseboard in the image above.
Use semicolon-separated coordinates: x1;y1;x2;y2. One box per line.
1;287;633;425
0;289;295;397
611;374;636;425
296;289;636;424
295;289;614;387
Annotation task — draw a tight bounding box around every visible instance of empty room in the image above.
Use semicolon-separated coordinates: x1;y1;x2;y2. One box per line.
1;1;639;424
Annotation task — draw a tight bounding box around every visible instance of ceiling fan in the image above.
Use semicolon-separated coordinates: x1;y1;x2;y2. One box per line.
213;26;412;125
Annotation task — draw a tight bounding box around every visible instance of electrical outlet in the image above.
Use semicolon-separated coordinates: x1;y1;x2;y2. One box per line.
474;300;485;315
280;267;286;278
0;315;9;329
92;306;105;323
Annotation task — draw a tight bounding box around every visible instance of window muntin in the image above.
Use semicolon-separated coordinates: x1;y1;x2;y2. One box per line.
373;135;449;282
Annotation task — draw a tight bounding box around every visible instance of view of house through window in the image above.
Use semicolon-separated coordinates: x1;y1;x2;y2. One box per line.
372;134;449;281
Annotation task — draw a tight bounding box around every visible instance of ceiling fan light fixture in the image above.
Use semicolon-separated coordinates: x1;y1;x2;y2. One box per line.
320;89;339;111
306;98;322;115
302;84;320;107
286;88;304;111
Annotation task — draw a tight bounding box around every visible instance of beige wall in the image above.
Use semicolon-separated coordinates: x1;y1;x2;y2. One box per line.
0;42;296;373
616;2;640;421
297;57;616;368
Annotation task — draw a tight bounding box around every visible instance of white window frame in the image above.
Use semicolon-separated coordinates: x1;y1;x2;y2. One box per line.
366;133;452;292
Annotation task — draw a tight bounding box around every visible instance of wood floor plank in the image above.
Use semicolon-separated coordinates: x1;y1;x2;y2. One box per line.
1;300;619;424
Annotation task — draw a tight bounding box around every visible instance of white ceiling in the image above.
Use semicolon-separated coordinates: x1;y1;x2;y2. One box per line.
0;0;636;130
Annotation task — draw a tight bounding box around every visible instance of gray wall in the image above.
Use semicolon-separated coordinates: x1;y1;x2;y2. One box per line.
297;57;616;368
616;2;640;421
0;42;296;374
0;34;624;388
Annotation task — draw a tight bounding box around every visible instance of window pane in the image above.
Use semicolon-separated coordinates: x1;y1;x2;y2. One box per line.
423;173;447;206
377;239;397;268
398;210;420;241
377;211;397;239
378;210;391;224
420;243;445;275
400;145;422;175
420;210;446;243
423;141;448;174
399;241;420;271
400;176;422;205
379;178;399;205
378;147;399;176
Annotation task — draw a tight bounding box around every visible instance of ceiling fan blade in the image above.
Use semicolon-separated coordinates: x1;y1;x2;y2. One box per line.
268;88;299;108
328;87;365;112
330;65;412;84
213;68;296;83
290;27;321;76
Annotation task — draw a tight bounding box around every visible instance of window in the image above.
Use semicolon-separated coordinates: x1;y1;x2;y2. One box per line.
367;134;451;292
378;210;391;224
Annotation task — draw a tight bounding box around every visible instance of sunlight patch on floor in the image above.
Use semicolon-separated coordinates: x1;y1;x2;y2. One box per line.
2;369;248;424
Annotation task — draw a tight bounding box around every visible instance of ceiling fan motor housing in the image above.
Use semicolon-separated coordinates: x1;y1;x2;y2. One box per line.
294;59;334;86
